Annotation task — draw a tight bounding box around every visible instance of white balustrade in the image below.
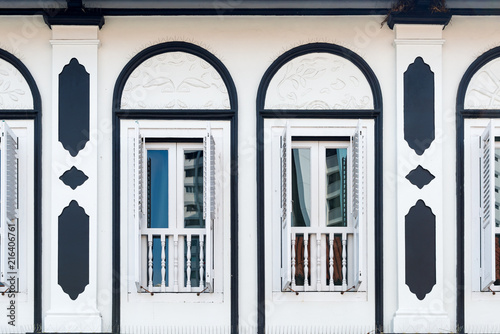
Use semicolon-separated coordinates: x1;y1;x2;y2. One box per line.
290;227;353;292
140;228;206;293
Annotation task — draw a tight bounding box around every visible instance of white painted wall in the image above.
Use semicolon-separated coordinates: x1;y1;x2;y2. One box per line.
0;13;497;333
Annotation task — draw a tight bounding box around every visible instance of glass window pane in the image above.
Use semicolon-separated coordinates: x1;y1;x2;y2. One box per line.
326;148;348;227
147;150;169;228
184;150;205;228
291;148;311;227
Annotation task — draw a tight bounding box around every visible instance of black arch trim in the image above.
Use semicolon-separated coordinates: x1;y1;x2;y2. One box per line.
456;46;500;334
0;49;42;333
256;42;383;334
112;42;238;334
113;41;237;112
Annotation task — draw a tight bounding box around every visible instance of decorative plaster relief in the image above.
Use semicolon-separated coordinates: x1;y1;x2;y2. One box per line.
121;52;230;109
264;53;373;110
0;58;33;109
465;57;500;109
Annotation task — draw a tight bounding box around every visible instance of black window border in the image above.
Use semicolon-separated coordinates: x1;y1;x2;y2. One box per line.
256;42;383;333
0;49;42;333
456;45;500;334
112;41;238;334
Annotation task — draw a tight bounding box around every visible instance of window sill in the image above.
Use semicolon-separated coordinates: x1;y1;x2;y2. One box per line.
127;291;224;304
272;290;367;302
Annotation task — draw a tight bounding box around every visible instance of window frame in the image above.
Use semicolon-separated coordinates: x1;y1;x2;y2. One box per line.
122;119;229;302
266;118;372;298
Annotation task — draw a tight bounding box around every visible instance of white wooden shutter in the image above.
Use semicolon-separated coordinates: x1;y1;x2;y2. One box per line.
133;121;146;290
480;120;496;291
0;121;18;287
281;123;292;290
203;123;215;292
351;121;364;291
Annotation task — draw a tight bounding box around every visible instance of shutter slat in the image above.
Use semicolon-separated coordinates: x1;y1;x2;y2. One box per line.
351;121;364;291
480;121;496;291
0;121;18;287
281;123;292;291
204;123;215;292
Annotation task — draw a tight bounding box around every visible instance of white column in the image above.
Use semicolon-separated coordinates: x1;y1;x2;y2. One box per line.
44;25;101;332
392;24;451;333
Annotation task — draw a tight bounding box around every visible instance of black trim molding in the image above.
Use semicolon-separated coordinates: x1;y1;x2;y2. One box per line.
456;45;500;334
256;42;383;334
0;49;42;332
112;41;238;334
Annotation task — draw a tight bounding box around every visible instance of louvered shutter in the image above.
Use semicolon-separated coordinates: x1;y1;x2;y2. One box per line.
281;123;292;290
133;122;146;290
480;121;495;291
351;121;364;291
0;121;18;288
203;123;215;292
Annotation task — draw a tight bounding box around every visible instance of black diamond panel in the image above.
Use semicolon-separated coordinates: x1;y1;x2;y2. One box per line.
59;166;88;190
405;165;435;189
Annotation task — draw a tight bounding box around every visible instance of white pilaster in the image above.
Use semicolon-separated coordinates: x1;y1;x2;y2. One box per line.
392;24;451;333
44;25;101;332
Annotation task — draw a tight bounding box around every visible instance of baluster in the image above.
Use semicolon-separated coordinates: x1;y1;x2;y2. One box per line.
342;233;347;290
329;233;334;291
147;234;153;291
161;234;166;292
291;233;296;289
186;234;192;290
199;234;205;288
174;234;179;292
304;233;309;289
316;233;321;291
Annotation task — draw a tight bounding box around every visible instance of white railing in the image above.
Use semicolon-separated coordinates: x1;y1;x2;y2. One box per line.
289;227;352;292
141;228;206;293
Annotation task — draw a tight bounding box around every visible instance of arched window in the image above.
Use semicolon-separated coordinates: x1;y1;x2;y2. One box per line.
0;49;41;332
256;43;382;331
457;46;500;332
113;42;238;331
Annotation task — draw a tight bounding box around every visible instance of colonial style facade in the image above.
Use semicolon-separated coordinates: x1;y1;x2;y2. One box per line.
0;0;498;333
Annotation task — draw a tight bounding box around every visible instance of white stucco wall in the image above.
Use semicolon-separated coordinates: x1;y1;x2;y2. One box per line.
0;13;497;333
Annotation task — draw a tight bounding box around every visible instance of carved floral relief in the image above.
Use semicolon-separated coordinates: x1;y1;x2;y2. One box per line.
465;57;500;109
121;52;230;109
264;53;373;110
0;58;32;109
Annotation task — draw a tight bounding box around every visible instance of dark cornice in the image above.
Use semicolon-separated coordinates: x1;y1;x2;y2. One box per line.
43;7;104;29
387;10;452;29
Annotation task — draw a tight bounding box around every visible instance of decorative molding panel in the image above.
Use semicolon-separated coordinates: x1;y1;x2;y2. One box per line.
465;57;500;109
405;200;436;300
404;57;435;156
0;58;33;109
59;58;90;157
264;52;373;110
405;165;435;189
59;166;89;190
121;51;230;109
58;200;90;300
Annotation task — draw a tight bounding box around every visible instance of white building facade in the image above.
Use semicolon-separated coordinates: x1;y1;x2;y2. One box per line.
0;0;497;333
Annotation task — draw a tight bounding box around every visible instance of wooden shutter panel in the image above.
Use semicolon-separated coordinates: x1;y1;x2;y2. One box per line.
281;123;292;291
133;121;146;290
204;123;215;292
480;120;495;291
0;121;18;287
351;121;364;291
